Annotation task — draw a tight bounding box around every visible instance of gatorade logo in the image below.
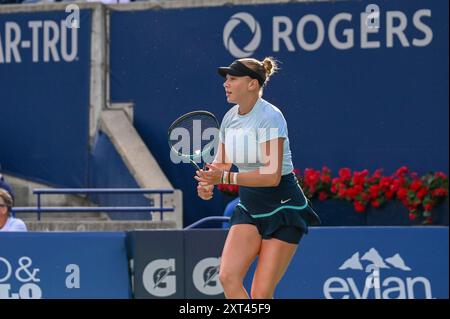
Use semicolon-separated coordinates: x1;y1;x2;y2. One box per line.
142;258;176;297
223;12;261;58
192;257;223;295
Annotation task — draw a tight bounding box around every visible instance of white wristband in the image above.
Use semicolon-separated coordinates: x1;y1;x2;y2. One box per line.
222;171;228;184
231;172;238;185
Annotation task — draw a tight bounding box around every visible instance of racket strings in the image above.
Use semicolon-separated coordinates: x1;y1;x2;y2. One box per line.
168;113;219;159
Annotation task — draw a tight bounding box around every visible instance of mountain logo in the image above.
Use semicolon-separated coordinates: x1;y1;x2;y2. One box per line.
324;248;432;299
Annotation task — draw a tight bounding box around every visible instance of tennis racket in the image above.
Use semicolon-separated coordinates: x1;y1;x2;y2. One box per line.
167;110;220;171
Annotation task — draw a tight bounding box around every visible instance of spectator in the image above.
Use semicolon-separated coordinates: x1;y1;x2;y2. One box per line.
0;173;15;201
0;188;27;232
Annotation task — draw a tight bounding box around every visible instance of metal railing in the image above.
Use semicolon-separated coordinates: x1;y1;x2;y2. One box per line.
184;216;230;229
12;188;175;221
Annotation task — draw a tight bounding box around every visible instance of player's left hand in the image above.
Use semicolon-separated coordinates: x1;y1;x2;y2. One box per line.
194;163;223;185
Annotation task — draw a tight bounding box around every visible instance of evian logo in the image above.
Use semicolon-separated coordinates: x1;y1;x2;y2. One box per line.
323;248;433;299
223;12;261;58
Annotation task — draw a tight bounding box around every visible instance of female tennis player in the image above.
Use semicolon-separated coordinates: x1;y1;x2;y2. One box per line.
194;57;320;299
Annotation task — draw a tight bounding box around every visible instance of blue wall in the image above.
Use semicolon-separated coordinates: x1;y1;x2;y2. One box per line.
109;0;448;226
0;10;92;187
89;131;153;220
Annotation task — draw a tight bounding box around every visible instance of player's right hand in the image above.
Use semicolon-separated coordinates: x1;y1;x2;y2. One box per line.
197;182;214;200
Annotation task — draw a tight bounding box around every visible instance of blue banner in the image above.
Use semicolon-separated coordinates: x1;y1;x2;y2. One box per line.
128;227;448;299
129;230;185;299
109;0;449;226
243;226;449;299
184;229;227;298
1;228;447;299
0;10;92;187
0;232;131;299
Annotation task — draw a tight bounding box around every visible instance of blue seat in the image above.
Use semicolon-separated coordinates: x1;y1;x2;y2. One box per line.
222;197;240;229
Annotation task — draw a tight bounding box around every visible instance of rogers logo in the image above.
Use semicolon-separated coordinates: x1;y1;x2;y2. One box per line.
323;248;433;299
223;12;261;58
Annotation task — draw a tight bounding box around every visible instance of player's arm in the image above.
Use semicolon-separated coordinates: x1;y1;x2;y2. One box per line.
196;143;231;200
196;138;284;187
233;137;284;187
211;142;232;171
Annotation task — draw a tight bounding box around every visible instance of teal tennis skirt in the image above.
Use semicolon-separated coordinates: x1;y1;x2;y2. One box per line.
230;172;321;244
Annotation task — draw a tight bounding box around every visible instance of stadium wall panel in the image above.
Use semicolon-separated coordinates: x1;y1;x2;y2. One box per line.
108;0;449;226
0;231;131;299
0;9;92;188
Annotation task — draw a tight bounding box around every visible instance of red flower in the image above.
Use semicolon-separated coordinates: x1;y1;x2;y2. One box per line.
322;166;331;174
321;175;331;183
432;188;448;197
352;170;369;185
304;169;320;186
416;188;429;200
319;192;328;201
384;190;395;200
330;185;337;193
372;169;383;179
371;200;380;208
290;167;448;225
435;172;447;179
217;182;239;196
360;193;369;202
346;187;360;199
395;166;409;177
379;177;392;188
397;188;408;200
353;201;366;213
369;185;380;199
338;168;352;181
409;180;422;191
391;179;403;192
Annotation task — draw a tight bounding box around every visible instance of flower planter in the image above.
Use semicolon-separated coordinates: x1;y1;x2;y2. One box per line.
311;199;366;226
366;199;449;226
433;199;449;225
218;195;448;227
366;201;416;226
297;166;449;227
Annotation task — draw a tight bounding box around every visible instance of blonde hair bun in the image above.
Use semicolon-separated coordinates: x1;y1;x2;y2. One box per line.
262;57;278;77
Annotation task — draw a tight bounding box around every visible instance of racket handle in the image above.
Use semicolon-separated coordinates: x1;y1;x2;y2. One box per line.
200;183;213;191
